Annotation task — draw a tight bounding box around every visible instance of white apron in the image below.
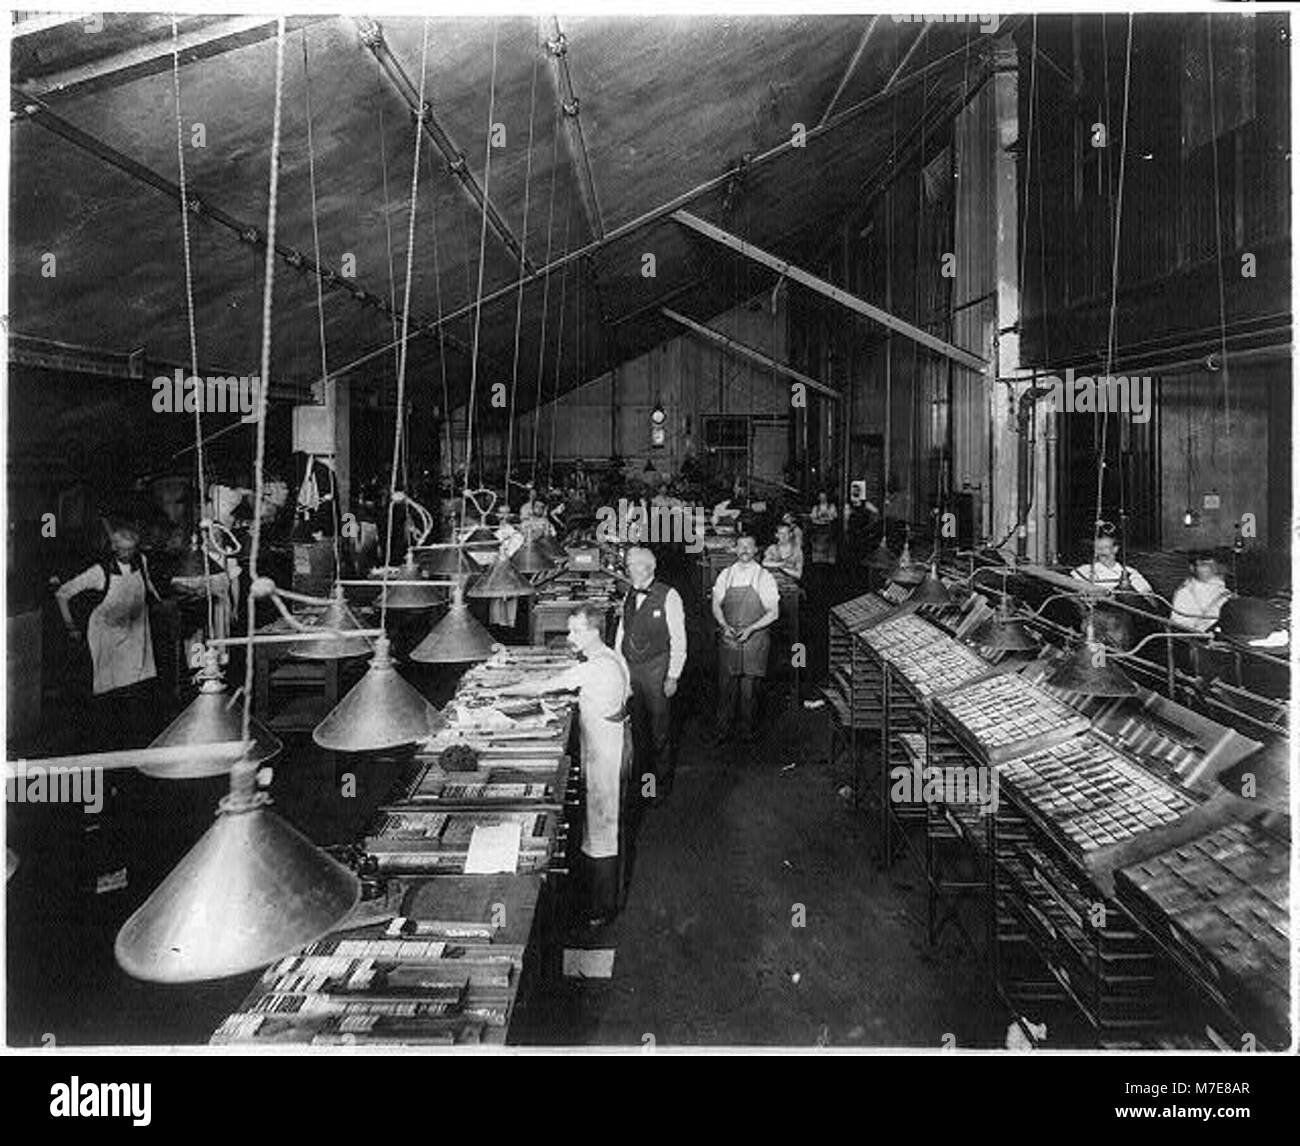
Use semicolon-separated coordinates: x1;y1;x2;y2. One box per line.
88;563;156;695
579;648;631;860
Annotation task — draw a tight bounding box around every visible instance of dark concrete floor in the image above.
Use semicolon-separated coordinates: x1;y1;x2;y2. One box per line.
515;688;1008;1049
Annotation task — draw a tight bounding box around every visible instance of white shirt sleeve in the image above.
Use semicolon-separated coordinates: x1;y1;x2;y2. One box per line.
1125;567;1153;594
665;588;687;679
757;568;780;614
56;564;106;602
711;565;731;604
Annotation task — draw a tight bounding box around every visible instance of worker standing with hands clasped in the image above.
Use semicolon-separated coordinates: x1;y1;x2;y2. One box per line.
711;534;780;745
501;603;631;927
616;546;687;804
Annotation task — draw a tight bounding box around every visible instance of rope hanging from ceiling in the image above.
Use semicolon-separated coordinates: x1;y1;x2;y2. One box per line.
301;28;345;581
1205;15;1236;526
461;19;501;506
377;17;433;631
504;36;541;498
239;16;289;744
171;17;216;639
531;75;564;486
1090;14;1134;559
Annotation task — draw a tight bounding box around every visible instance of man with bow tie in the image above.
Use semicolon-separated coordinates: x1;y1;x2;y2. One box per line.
616;546;687;804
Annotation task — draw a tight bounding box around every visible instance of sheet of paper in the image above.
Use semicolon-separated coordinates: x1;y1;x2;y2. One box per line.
463;822;522;874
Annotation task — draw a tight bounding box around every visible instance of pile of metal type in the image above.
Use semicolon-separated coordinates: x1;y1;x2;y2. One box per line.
934;672;1091;764
1116;818;1290;1044
999;737;1199;859
210;917;525;1046
873;627;991;700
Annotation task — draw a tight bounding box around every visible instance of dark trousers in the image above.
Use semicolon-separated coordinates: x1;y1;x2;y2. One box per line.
91;678;160;751
628;661;674;795
716;670;761;740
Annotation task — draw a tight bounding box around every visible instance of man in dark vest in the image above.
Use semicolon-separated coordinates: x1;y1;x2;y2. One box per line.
616;546;687;804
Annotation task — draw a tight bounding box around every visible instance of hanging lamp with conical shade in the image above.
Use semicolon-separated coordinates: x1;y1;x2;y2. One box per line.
908;561;952;605
890;539;925;586
864;535;896;572
373;552;444;611
970;599;1039;652
410;582;496;664
463;523;498;546
145;650;282;779
468;554;536;599
313;635;444;753
289;585;373;660
512;535;559;576
1045;617;1137;697
114;759;360;982
418;544;480;580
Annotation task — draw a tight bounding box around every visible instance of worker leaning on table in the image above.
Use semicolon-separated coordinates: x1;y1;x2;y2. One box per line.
500;602;632;928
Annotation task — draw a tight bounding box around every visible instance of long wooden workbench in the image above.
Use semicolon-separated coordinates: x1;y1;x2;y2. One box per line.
211;646;582;1047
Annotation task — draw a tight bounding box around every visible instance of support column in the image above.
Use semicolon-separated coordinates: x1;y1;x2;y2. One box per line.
989;37;1028;557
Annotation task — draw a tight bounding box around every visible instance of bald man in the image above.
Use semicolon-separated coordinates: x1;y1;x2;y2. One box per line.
616;547;687;803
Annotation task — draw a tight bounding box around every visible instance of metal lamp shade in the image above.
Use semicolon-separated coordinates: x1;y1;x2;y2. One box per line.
467;556;535;599
1046;638;1137;697
145;684;282;779
970;613;1039;653
289;592;373;660
419;546;479;580
1218;597;1285;641
374;555;444;611
464;525;498;545
909;566;952;605
410;597;496;664
864;539;896;571
511;537;557;575
114;790;360;982
313;637;444;752
890;542;925;586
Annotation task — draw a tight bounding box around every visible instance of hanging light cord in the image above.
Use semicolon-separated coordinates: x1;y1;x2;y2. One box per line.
1206;17;1235;514
426;133;453;519
548;207;573;488
171;18;216;639
461;21;501;502
378;18;432;630
532;99;563;485
240;17;288;746
1090;15;1134;588
301;30;344;583
505;42;540;496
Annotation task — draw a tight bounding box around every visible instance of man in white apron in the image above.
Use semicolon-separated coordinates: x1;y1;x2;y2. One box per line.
501;602;632;926
711;534;780;744
56;525;161;747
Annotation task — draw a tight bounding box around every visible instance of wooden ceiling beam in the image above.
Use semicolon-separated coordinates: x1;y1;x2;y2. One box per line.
543;17;605;241
661;307;837;399
673;209;987;373
357;17;536;276
326;36;989;384
10;92;502;389
818;15;880;128
13;16;326;101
